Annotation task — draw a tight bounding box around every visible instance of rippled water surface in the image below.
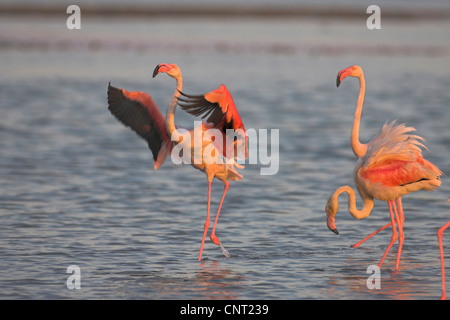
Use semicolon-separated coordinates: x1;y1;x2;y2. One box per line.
0;12;449;300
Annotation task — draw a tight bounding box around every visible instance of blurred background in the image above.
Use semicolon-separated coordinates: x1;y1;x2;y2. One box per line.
0;0;449;300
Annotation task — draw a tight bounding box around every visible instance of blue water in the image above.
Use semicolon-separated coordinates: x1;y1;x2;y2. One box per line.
0;10;449;300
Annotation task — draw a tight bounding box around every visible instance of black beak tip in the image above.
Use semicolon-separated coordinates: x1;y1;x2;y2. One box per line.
329;227;339;235
336;75;341;88
152;66;160;78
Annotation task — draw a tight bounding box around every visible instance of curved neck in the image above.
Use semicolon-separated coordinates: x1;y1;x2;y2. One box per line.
166;76;183;142
331;186;374;220
351;75;367;158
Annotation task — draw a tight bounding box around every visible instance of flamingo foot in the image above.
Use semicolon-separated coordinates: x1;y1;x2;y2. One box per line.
351;241;363;249
218;241;230;259
210;234;230;258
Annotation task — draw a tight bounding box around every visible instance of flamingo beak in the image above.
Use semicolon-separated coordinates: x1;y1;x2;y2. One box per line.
327;212;339;235
153;64;173;78
336;67;353;87
152;65;160;78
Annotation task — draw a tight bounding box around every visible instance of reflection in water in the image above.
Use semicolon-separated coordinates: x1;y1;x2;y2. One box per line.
125;260;245;299
321;248;443;299
195;260;244;299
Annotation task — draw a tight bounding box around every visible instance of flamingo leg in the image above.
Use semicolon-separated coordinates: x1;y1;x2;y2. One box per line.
396;197;405;224
351;201;404;249
352;201;401;248
394;198;405;270
378;200;398;269
438;221;450;300
198;180;212;261
351;221;395;248
210;180;230;258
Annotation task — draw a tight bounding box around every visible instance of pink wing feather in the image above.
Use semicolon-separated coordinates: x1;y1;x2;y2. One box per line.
177;84;248;160
360;121;442;187
107;83;172;170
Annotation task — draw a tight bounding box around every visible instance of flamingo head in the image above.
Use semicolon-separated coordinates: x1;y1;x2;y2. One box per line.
325;198;339;235
153;63;181;79
336;65;363;87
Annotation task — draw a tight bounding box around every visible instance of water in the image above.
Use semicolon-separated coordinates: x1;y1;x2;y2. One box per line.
0;8;449;301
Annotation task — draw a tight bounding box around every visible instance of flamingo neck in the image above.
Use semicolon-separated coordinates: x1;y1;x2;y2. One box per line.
330;185;374;220
351;75;368;158
166;76;183;142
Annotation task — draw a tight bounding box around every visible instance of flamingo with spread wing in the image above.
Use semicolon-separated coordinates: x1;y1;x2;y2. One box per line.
108;63;247;261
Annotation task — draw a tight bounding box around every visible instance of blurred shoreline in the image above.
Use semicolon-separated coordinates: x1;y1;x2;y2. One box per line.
1;3;449;57
1;3;450;20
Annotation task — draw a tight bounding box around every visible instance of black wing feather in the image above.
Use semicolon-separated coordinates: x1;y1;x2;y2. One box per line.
177;91;225;127
107;83;164;162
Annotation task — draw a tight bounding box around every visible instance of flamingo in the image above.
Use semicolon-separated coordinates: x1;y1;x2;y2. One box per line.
107;63;247;261
325;65;442;271
438;221;449;300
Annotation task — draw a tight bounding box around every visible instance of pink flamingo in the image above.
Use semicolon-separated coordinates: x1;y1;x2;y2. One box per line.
325;65;442;270
108;63;247;261
438;221;449;299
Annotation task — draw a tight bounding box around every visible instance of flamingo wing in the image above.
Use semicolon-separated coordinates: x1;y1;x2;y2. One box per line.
360;157;441;187
360;121;442;187
107;83;172;170
177;84;245;132
177;84;248;160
